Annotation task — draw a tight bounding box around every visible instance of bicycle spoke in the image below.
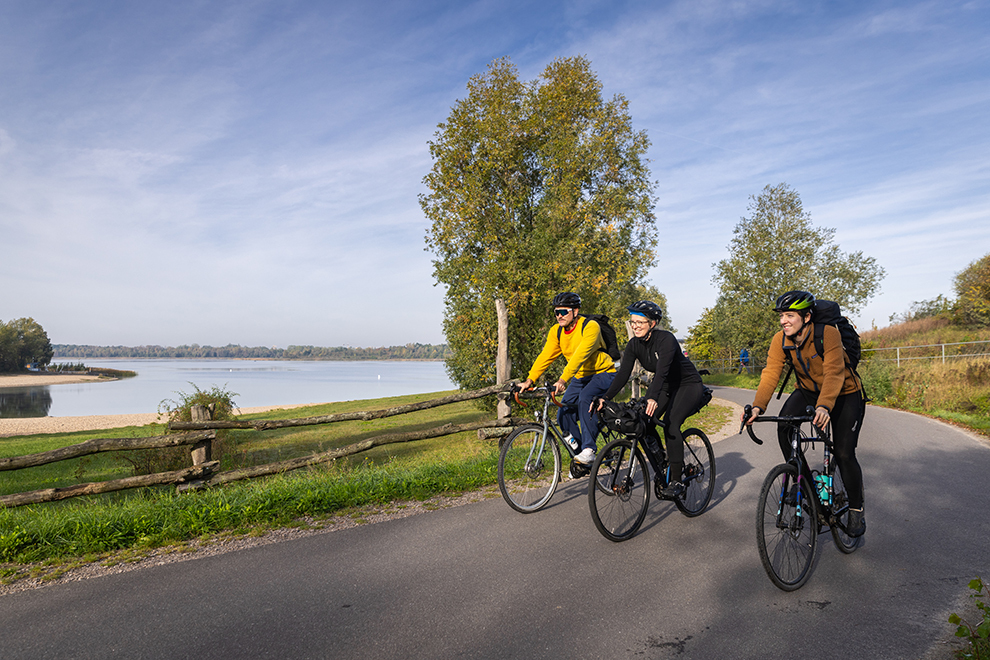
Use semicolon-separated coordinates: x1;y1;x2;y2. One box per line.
498;424;561;513
589;438;650;541
756;464;818;590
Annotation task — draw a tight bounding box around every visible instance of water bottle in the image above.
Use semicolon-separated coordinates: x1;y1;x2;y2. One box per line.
564;435;579;452
814;473;831;504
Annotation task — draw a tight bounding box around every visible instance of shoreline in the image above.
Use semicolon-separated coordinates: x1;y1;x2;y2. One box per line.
0;402;325;438
0;373;106;388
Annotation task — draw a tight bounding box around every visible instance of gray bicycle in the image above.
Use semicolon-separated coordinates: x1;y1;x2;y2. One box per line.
497;385;617;513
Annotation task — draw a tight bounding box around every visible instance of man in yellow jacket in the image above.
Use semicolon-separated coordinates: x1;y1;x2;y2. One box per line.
517;292;617;464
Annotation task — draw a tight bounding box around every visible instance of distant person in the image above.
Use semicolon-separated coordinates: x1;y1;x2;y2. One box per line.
595;301;706;499
517;292;616;465
737;346;750;374
742;291;867;537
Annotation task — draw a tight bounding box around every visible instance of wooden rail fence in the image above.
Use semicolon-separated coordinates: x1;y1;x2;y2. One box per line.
1;383;515;508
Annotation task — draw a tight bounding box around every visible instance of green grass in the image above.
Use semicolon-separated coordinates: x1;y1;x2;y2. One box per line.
0;389;732;573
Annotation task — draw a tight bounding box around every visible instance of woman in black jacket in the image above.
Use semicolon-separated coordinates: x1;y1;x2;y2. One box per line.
597;300;706;499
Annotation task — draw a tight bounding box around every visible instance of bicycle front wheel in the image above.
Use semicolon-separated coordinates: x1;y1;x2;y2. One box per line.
498;424;561;513
756;463;819;591
674;428;715;517
588;437;650;542
829;463;862;554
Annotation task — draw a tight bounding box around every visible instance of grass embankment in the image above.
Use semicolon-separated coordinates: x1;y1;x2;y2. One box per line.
0;390;731;579
704;317;990;437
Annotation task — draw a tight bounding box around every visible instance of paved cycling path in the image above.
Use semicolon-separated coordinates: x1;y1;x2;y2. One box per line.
1;387;988;659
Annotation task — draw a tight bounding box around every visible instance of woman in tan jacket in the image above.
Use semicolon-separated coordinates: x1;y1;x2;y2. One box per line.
743;291;867;537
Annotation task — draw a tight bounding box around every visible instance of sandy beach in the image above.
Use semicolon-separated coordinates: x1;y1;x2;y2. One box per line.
0;373;106;388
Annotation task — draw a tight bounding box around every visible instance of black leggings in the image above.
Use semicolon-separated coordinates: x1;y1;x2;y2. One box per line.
648;381;706;482
778;389;865;509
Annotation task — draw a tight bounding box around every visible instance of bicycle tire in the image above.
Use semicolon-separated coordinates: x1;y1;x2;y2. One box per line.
497;423;561;513
674;428;715;517
828;462;861;554
588;437;650;542
756;463;819;591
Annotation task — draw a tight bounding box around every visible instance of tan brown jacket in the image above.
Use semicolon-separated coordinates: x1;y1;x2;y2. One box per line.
753;322;862;413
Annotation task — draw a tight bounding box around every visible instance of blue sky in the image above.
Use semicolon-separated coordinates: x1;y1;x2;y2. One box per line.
1;0;987;347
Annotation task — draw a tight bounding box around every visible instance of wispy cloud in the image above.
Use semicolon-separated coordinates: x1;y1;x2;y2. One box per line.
1;0;988;345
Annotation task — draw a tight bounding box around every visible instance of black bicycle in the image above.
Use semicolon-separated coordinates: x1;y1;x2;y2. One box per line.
497;386;617;513
743;405;861;591
588;398;716;542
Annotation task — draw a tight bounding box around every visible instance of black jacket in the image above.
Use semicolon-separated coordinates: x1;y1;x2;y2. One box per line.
603;329;701;402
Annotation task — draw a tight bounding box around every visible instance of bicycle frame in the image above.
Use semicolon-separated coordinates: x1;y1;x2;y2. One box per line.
513;386;578;459
743;406;851;532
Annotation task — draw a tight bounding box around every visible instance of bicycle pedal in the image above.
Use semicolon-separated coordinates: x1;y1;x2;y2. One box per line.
569;462;591;479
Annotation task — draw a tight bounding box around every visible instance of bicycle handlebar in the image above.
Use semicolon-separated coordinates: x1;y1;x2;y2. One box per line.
509;384;563;408
741;404;821;445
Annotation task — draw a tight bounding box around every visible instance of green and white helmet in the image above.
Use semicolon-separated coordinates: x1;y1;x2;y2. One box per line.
774;291;815;313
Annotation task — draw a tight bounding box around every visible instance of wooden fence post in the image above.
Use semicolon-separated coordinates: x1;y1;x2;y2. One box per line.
496;297;511;420
190;405;213;465
625;318;643;398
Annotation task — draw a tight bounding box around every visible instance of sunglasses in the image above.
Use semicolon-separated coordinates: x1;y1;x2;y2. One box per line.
554;308;573;317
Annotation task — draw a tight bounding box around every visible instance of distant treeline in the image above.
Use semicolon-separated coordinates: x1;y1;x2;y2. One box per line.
53;343;452;361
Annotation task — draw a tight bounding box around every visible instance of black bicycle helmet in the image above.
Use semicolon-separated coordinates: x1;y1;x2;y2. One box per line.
627;300;663;322
551;291;581;309
774;290;815;313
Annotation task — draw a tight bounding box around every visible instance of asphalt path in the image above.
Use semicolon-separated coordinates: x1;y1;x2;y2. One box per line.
1;386;988;659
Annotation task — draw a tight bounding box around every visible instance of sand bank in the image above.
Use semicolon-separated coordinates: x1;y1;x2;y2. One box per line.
0;403;323;438
0;373;105;388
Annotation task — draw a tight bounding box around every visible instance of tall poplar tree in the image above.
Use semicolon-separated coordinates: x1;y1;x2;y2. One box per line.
421;56;658;389
710;183;885;357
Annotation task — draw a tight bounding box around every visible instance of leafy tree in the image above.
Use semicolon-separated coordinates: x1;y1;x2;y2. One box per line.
421;56;658;389
954;252;990;327
710;183;885;356
684;307;719;361
0;317;54;372
889;294;955;324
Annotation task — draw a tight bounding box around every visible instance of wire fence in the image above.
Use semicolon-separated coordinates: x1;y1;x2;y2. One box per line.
861;340;990;366
689;340;990;374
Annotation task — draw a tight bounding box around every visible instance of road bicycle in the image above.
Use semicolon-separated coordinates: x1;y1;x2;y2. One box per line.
497;385;617;513
588;398;716;542
742;404;861;591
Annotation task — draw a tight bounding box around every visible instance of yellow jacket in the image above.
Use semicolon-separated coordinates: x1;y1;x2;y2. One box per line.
753;322;862;413
527;317;616;384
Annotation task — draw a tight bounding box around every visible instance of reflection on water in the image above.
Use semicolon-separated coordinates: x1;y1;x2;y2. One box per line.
0;388;53;418
2;359;455;418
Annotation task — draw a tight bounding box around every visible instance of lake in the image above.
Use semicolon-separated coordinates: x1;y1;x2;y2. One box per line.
0;359;456;418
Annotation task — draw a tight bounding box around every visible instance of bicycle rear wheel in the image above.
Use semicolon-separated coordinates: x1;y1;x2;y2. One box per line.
674;428;715;517
756;463;819;591
829;463;862;554
498;424;561;513
588;437;650;542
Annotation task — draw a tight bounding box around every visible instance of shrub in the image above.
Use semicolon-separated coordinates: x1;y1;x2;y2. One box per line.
116;384;241;476
949;577;990;660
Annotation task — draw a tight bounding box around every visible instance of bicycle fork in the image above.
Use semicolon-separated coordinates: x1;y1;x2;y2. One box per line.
777;436;809;533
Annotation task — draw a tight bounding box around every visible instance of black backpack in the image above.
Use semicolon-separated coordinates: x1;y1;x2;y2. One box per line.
776;299;863;399
557;314;622;361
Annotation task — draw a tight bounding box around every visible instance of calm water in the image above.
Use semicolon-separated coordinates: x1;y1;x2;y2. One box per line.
0;359;455;418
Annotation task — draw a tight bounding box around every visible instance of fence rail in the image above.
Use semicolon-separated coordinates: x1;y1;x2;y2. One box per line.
1;383;514;508
862;340;990;366
692;340;990;374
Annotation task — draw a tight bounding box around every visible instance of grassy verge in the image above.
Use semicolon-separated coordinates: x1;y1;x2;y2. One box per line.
1;391;732;576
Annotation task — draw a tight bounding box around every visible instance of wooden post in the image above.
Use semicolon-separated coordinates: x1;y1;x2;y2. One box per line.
190;405;212;465
625;318;643;399
496;297;511;420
